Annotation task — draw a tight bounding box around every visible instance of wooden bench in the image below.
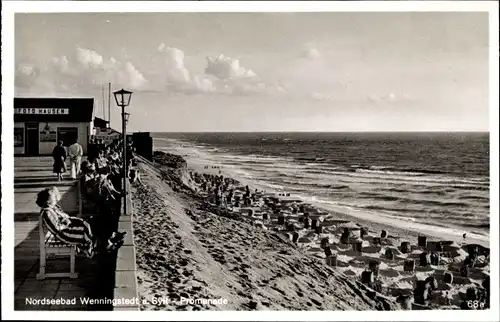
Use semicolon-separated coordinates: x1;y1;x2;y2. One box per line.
36;216;78;280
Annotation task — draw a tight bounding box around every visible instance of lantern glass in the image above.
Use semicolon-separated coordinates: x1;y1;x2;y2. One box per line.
113;88;133;107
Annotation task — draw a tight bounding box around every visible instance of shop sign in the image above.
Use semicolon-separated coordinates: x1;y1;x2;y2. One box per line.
15;108;69;115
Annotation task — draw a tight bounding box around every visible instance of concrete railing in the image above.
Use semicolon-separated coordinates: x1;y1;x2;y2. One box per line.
113;179;140;311
78;171;140;310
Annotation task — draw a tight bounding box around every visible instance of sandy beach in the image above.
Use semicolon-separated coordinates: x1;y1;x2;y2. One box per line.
186;161;489;249
130;152;490;311
131;160;399;310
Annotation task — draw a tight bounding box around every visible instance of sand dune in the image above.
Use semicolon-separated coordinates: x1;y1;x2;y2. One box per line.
131;162;398;311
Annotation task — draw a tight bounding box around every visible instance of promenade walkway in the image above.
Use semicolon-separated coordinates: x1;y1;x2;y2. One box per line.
14;157;108;311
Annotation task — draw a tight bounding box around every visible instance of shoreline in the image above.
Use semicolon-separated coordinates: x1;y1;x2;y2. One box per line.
186;160;489;249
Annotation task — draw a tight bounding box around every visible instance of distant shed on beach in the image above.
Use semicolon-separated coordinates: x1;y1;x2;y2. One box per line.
14;97;94;156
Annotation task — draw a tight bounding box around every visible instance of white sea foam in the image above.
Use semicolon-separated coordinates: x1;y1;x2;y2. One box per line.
153;136;490;244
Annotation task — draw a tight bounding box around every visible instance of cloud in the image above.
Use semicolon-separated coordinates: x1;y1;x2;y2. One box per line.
368;92;413;104
158;44;215;93
15;63;41;88
75;47;104;69
205;54;260;81
109;61;149;90
16;44;287;98
156;45;283;96
203;53;288;96
302;48;321;60
15;47;149;94
51;56;69;73
157;43;167;52
310;92;334;101
160;45;191;84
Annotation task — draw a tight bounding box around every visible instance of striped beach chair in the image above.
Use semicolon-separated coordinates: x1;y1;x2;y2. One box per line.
36;215;78;280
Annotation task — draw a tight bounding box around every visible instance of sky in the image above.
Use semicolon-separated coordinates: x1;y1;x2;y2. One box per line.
14;12;489;132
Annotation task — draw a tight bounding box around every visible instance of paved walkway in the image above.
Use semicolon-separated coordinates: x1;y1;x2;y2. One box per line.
14;157;105;311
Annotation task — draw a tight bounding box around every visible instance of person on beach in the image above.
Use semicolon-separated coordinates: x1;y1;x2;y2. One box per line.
36;186;126;258
68;139;84;180
52;140;67;181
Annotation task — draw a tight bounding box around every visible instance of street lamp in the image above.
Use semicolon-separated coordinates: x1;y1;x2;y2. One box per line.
113;88;133;216
124;113;131;145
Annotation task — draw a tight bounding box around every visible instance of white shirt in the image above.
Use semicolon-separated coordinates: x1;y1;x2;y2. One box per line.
68;143;83;158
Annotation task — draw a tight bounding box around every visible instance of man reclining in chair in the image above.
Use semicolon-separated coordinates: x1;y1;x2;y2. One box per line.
36;186;126;258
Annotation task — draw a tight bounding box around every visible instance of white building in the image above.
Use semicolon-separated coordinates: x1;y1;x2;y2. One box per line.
14;97;94;156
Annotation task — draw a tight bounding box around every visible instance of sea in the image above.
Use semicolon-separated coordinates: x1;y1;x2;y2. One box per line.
153;132;490;240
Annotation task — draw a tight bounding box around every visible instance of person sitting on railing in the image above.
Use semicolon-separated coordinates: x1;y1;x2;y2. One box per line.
126;143;136;167
103;154;123;191
94;150;110;174
80;161;99;199
96;139;106;154
109;150;120;164
95;174;122;201
36;186;126;258
81;161;121;209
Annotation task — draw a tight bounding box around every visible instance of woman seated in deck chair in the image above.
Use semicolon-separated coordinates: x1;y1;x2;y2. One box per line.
36;186;126;258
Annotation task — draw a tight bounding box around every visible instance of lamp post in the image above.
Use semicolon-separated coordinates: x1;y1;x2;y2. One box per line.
113;88;133;216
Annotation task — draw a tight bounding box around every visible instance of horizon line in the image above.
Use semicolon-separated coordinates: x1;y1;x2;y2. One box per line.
137;130;490;134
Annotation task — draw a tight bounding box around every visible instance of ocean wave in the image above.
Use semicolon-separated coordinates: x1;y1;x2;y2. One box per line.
295;157;327;162
458;195;490;201
380;187;448;196
461;223;490;229
358;192;472;208
303;168;349;175
358;204;419;214
304;163;340;168
358;192;400;202
281;179;350;190
357;168;426;177
361;165;489;178
449;185;489;191
288;168;487;187
336;177;488;189
356;204;474;218
354;168;488;185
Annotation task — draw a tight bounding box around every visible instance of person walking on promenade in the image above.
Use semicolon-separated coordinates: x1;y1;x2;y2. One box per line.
69;139;84;179
52;140;67;181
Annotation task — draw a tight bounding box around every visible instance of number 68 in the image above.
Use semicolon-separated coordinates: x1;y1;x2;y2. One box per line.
467;300;484;309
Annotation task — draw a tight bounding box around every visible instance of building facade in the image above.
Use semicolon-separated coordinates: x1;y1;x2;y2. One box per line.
92;127;122;144
14;98;94;156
